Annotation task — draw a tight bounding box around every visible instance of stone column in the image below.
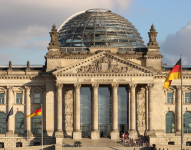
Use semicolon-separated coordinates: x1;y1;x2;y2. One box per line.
129;83;137;139
110;83;119;140
25;86;32;135
146;83;155;136
91;83;99;139
55;83;63;140
176;85;181;135
73;83;81;140
6;86;13;136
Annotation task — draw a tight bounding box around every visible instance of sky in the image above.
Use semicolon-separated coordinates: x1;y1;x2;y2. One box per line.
0;0;191;66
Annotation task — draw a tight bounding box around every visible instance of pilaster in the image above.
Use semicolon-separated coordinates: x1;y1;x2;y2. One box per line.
25;86;32;136
73;83;82;140
6;86;13;136
129;83;137;139
55;83;63;141
146;83;155;136
110;83;119;140
91;83;99;139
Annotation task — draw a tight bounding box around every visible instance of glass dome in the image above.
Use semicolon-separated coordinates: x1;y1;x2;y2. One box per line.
58;9;146;48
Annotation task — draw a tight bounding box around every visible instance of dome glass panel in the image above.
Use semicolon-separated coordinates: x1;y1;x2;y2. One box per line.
58;9;146;48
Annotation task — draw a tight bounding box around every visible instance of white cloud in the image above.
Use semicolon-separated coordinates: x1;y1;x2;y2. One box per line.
160;21;191;65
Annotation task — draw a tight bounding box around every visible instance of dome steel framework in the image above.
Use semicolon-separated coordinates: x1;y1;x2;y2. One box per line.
58;9;146;48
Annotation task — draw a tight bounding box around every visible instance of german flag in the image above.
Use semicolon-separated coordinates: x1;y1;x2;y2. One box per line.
163;59;181;90
27;108;42;118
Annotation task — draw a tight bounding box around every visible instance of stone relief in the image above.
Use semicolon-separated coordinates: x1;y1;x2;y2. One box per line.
76;56;134;73
137;87;146;129
63;86;73;137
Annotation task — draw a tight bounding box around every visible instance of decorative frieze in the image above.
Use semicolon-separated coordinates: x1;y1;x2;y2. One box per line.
63;86;73;137
137;87;146;129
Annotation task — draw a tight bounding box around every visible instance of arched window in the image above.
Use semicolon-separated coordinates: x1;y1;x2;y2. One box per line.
15;112;24;134
184;112;191;133
166;112;174;133
32;115;41;134
0;112;6;134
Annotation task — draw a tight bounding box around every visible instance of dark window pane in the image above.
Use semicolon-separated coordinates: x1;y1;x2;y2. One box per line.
15;112;24;134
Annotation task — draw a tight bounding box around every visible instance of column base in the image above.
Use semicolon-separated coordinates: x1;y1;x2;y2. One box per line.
55;130;63;138
146;130;155;137
110;130;119;140
6;130;13;137
176;131;181;136
91;130;100;140
55;144;62;150
24;130;33;137
73;131;82;140
129;130;138;139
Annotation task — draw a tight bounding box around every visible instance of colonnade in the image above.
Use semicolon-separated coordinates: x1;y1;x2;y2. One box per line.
55;83;143;140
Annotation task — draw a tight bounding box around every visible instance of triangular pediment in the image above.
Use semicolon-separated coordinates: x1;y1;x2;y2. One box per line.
53;51;156;75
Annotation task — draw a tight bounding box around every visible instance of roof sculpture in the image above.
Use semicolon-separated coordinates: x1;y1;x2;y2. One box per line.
58;9;146;48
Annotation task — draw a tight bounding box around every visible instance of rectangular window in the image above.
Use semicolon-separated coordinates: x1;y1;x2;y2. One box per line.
0;93;4;104
185;93;191;103
16;93;22;104
34;93;40;104
167;93;173;103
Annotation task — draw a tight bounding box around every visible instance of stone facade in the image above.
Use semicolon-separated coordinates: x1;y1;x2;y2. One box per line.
0;24;191;150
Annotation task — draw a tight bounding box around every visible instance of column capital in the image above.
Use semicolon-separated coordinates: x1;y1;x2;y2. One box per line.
111;83;119;89
91;83;99;89
7;86;13;91
24;86;31;91
56;83;63;89
176;85;181;90
129;83;137;89
147;83;154;89
74;83;81;89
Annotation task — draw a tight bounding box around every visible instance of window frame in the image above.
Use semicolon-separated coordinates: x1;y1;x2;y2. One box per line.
185;92;191;103
16;93;22;104
183;111;191;133
13;87;25;105
0;87;7;104
0;112;6;134
0;93;4;104
34;93;41;104
166;111;175;133
167;92;173;103
15;112;24;134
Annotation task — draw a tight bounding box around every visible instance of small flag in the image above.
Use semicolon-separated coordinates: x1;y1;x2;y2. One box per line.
6;106;13;123
163;59;181;90
27;108;42;118
34;120;42;126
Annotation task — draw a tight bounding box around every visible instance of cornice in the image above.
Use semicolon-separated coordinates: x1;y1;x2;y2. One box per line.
0;74;54;79
55;73;154;77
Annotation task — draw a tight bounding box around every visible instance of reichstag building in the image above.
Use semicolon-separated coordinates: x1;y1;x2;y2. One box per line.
0;8;191;148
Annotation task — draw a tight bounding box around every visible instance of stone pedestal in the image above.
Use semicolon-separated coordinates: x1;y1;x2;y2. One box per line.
55;131;63;138
176;131;181;136
146;130;155;136
73;131;82;140
6;130;13;137
55;144;62;150
129;130;138;139
110;130;119;140
91;130;100;140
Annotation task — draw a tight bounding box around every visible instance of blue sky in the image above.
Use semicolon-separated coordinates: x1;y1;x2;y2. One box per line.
0;0;191;65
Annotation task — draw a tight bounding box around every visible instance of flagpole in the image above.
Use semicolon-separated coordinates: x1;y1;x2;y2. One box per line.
27;114;28;150
13;104;15;150
41;104;43;150
181;55;183;150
